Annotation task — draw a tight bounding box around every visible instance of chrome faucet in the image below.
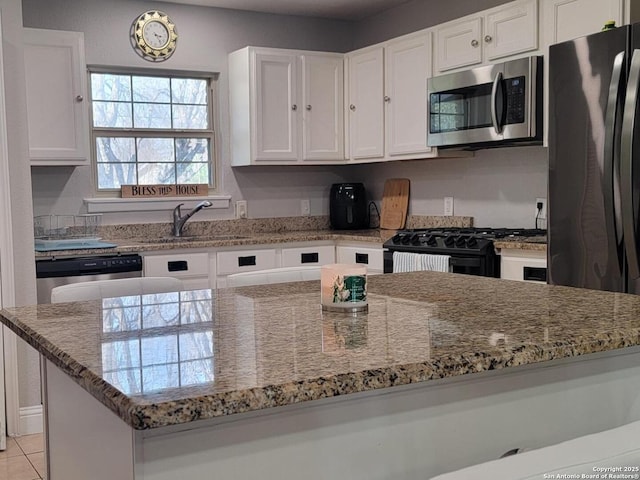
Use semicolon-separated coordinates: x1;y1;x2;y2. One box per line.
172;201;212;237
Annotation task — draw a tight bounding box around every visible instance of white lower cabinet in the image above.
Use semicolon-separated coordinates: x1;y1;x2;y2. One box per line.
336;244;384;274
281;244;335;267
500;249;547;283
143;252;211;290
217;248;278;275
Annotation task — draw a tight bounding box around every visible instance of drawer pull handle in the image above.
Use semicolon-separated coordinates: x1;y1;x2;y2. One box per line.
301;252;319;264
355;253;369;264
523;266;547;282
238;256;257;267
168;260;188;272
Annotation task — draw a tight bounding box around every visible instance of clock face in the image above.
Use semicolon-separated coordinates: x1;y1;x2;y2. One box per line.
143;21;170;50
131;10;177;62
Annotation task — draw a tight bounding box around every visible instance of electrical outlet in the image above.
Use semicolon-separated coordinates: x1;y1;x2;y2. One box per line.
444;196;454;216
301;199;310;216
236;200;248;219
535;197;547;220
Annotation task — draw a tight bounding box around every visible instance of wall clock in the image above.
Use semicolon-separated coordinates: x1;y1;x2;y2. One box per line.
130;10;178;62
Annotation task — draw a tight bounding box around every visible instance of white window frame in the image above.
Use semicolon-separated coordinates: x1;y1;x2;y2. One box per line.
87;66;220;198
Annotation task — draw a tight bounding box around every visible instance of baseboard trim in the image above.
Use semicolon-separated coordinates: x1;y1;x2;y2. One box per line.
18;405;43;435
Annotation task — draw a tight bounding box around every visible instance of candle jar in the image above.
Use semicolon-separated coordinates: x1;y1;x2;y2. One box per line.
321;263;368;312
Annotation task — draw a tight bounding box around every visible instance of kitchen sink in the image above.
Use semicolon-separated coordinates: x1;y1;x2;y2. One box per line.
136;235;251;243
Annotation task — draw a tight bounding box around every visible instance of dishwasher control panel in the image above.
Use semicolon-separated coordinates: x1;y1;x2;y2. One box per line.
36;254;143;278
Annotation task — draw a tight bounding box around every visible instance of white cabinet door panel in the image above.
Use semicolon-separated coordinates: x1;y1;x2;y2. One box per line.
253;52;298;161
301;54;344;161
485;0;538;61
348;47;384;159
281;245;335;267
336;246;384;273
217;249;278;275
543;0;623;46
385;33;432;156
436;17;482;72
24;28;89;164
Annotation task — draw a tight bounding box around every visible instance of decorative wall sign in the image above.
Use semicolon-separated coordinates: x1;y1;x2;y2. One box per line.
121;184;208;198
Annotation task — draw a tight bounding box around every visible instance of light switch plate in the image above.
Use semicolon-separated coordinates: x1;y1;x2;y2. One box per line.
301;199;310;216
444;197;454;216
236;200;247;219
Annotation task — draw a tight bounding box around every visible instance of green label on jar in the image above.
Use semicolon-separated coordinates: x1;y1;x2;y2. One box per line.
333;275;367;303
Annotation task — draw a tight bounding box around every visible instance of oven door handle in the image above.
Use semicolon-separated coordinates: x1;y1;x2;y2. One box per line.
491;71;503;134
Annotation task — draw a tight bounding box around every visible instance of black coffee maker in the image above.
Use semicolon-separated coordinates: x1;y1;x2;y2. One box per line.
330;183;368;230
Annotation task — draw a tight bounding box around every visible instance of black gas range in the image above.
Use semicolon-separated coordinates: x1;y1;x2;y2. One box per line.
383;228;547;277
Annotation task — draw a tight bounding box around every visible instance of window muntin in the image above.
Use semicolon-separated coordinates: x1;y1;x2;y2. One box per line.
89;70;215;192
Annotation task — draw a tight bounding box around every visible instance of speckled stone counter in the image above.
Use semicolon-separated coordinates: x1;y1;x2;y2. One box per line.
34;214;474;258
2;271;639;432
493;236;547;252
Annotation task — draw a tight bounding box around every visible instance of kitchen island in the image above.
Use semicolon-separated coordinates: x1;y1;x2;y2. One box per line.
2;271;640;479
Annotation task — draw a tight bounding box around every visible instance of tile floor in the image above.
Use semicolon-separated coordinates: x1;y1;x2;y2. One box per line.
0;434;45;480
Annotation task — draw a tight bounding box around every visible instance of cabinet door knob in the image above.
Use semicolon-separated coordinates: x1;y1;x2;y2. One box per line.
471;39;479;47
75;95;84;102
484;35;492;43
349;104;356;111
384;96;391;103
306;105;312;111
291;104;297;111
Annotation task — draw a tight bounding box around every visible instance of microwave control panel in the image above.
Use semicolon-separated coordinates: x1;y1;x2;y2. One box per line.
505;76;526;125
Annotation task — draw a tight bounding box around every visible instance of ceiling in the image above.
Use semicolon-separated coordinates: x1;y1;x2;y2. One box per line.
154;0;413;21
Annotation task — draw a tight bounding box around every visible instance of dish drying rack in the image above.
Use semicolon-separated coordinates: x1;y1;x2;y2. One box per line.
34;214;103;246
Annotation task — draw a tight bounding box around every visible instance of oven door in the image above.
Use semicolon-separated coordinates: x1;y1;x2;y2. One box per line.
427;56;538;147
383;250;499;277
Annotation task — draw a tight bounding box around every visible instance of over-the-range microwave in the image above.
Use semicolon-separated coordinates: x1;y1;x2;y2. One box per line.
427;56;543;149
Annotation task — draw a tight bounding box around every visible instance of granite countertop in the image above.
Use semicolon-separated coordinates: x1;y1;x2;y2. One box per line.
33;215;476;258
2;272;639;430
34;229;390;258
493;236;547;252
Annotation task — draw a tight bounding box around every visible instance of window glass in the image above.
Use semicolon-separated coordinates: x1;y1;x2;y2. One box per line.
89;70;215;192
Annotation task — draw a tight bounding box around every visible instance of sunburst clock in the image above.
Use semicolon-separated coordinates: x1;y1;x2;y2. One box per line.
130;10;178;62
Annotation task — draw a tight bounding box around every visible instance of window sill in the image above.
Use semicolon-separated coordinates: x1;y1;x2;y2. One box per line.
84;195;231;213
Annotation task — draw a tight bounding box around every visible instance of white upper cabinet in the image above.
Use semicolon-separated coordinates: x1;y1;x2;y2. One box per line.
346;31;436;162
346;46;384;160
301;53;344;161
229;47;344;166
436;0;538;73
541;0;624;46
253;51;299;162
384;32;433;157
23;28;89;166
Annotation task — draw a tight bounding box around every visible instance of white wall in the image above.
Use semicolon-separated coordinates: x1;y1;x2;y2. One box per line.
25;0;355;224
345;147;548;228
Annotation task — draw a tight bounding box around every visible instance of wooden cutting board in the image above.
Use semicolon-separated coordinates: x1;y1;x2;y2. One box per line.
380;178;410;230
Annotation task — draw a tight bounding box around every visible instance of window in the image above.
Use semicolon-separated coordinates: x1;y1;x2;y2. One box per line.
88;68;216;193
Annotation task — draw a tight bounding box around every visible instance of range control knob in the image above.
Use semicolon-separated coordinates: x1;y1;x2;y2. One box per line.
444;236;455;247
467;237;478;248
426;235;437;246
455;235;468;247
410;234;421;246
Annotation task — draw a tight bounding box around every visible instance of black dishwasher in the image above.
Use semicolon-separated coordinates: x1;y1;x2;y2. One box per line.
36;254;143;304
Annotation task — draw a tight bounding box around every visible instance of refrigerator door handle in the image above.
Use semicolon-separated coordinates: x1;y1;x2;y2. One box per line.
621;49;640;279
604;51;625;272
491;71;503;134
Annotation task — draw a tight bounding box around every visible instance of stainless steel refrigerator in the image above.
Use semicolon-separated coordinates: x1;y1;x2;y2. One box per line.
549;23;640;293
